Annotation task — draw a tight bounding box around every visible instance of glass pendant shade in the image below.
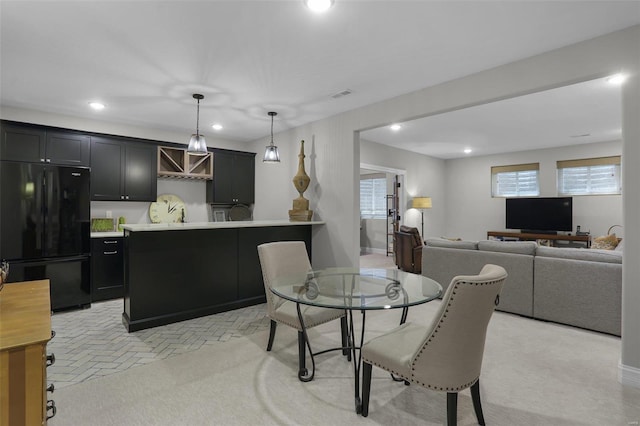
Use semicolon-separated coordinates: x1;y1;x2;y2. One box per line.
187;94;208;154
263;144;280;162
263;111;280;163
188;134;207;154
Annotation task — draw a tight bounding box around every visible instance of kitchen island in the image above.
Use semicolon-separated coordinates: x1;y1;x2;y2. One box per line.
121;220;324;332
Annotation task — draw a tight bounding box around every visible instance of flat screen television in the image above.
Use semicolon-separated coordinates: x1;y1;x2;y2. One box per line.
505;197;572;233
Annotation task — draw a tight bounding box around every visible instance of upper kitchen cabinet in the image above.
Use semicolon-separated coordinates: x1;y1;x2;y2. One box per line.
91;136;157;201
0;122;90;166
206;150;255;204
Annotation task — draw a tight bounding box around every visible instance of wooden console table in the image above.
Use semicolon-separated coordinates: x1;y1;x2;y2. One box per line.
487;231;590;248
0;280;54;425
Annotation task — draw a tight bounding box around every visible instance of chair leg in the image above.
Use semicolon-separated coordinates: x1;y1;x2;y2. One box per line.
361;362;373;417
471;380;486;426
297;331;307;376
340;315;350;359
447;392;458;426
266;320;277;351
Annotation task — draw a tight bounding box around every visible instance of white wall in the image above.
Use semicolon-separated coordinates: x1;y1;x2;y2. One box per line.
445;140;623;241
360;139;446;238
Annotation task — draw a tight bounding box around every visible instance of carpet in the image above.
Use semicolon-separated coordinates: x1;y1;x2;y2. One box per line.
49;301;640;425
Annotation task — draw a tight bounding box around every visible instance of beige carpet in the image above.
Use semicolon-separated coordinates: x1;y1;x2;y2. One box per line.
49;300;640;426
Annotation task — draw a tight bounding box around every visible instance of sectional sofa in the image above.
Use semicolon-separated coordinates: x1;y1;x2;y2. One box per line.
422;238;622;336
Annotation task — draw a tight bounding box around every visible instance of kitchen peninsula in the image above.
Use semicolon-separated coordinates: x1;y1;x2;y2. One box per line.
121;220;324;332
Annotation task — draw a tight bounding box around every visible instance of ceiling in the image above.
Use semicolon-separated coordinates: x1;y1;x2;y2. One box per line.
361;76;623;159
1;1;639;152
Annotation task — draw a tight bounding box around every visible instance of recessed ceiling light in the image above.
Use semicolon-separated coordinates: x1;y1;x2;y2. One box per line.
88;102;105;110
464;148;472;154
390;124;402;131
304;0;334;13
606;73;627;85
212;124;223;131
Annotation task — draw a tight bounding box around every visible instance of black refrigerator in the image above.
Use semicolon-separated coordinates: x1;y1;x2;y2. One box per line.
0;161;91;310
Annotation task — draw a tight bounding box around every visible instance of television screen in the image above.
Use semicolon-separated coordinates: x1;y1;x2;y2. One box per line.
505;197;572;233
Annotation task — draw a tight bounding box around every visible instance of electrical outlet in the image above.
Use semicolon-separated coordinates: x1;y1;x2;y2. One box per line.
105;210;112;218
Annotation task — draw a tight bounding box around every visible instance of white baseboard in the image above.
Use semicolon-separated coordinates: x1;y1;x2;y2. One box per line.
619;362;640;388
360;247;387;255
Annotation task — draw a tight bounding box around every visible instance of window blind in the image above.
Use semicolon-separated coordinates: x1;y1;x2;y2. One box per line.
491;163;540;197
557;156;621;196
360;177;387;219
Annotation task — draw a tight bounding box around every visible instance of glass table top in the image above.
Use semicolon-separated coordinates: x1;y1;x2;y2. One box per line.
270;267;443;310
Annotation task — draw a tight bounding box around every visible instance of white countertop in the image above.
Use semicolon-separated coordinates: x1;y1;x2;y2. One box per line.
91;231;125;238
120;220;325;232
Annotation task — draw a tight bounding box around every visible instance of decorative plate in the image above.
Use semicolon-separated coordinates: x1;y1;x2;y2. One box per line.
229;204;251;221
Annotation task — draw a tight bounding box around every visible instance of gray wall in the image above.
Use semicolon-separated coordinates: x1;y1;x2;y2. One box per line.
444;140;623;241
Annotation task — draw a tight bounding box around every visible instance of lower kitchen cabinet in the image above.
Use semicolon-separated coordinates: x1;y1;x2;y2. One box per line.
91;237;124;301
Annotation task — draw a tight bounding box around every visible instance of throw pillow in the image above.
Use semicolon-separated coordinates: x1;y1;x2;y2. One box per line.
591;233;619;250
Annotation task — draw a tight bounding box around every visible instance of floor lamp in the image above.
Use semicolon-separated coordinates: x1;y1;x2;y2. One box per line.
412;197;432;238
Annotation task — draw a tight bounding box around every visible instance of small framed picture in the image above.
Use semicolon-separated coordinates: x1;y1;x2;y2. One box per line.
214;210;226;222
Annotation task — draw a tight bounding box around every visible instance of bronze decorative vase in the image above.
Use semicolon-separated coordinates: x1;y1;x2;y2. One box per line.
288;140;314;221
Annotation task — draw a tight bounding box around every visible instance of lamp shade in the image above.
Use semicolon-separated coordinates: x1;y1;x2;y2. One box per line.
188;134;207;154
263;145;280;162
412;197;432;209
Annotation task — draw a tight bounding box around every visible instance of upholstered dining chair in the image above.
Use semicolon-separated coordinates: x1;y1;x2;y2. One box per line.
257;241;349;376
361;264;508;426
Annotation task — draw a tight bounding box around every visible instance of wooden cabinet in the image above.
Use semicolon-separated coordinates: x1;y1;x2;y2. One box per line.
0;280;54;425
90;136;157;201
91;237;124;301
1;121;90;166
206;150;255;204
157;146;213;180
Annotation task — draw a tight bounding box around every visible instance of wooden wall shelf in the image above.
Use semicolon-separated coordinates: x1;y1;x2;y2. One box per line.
158;146;213;180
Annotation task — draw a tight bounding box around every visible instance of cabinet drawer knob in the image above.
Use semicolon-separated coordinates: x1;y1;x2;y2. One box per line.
40;158;45;162
121;195;125;200
46;353;55;367
103;251;118;255
46;400;57;419
46;158;51;163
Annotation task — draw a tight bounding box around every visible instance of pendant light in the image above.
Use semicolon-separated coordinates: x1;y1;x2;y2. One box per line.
263;111;280;163
187;93;207;155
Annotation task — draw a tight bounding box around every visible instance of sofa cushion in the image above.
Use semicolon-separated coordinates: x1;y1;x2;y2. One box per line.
535;245;622;264
478;240;537;256
425;238;478;250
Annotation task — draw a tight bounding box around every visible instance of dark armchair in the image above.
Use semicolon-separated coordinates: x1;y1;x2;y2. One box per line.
394;225;423;273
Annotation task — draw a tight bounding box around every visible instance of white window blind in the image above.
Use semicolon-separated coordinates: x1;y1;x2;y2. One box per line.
360;177;387;219
491;163;540;197
557;156;621;196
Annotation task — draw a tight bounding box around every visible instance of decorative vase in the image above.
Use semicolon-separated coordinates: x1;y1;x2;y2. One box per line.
288;140;314;221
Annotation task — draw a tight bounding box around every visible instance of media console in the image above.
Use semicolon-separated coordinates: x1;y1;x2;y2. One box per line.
487;231;590;248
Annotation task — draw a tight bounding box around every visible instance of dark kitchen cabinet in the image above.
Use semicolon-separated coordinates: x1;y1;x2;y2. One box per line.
90;136;157;201
1;122;90;166
206;150;255;204
91;237;124;301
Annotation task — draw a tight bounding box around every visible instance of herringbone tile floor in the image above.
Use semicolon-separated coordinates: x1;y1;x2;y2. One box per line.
48;299;270;389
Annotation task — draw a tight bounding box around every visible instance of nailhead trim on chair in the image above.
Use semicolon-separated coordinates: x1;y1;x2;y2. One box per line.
362;276;504;392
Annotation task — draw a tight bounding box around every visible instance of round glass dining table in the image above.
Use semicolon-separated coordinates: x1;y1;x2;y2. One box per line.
270;267;443;414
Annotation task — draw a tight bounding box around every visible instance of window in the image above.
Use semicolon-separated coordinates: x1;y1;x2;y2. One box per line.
360;176;387;219
557;156;621;196
491;163;540;197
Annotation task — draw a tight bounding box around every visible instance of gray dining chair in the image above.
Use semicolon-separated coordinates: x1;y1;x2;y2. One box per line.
257;241;348;376
361;264;508;426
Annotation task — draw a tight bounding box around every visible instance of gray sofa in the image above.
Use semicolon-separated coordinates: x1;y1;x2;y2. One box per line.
422;238;622;336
